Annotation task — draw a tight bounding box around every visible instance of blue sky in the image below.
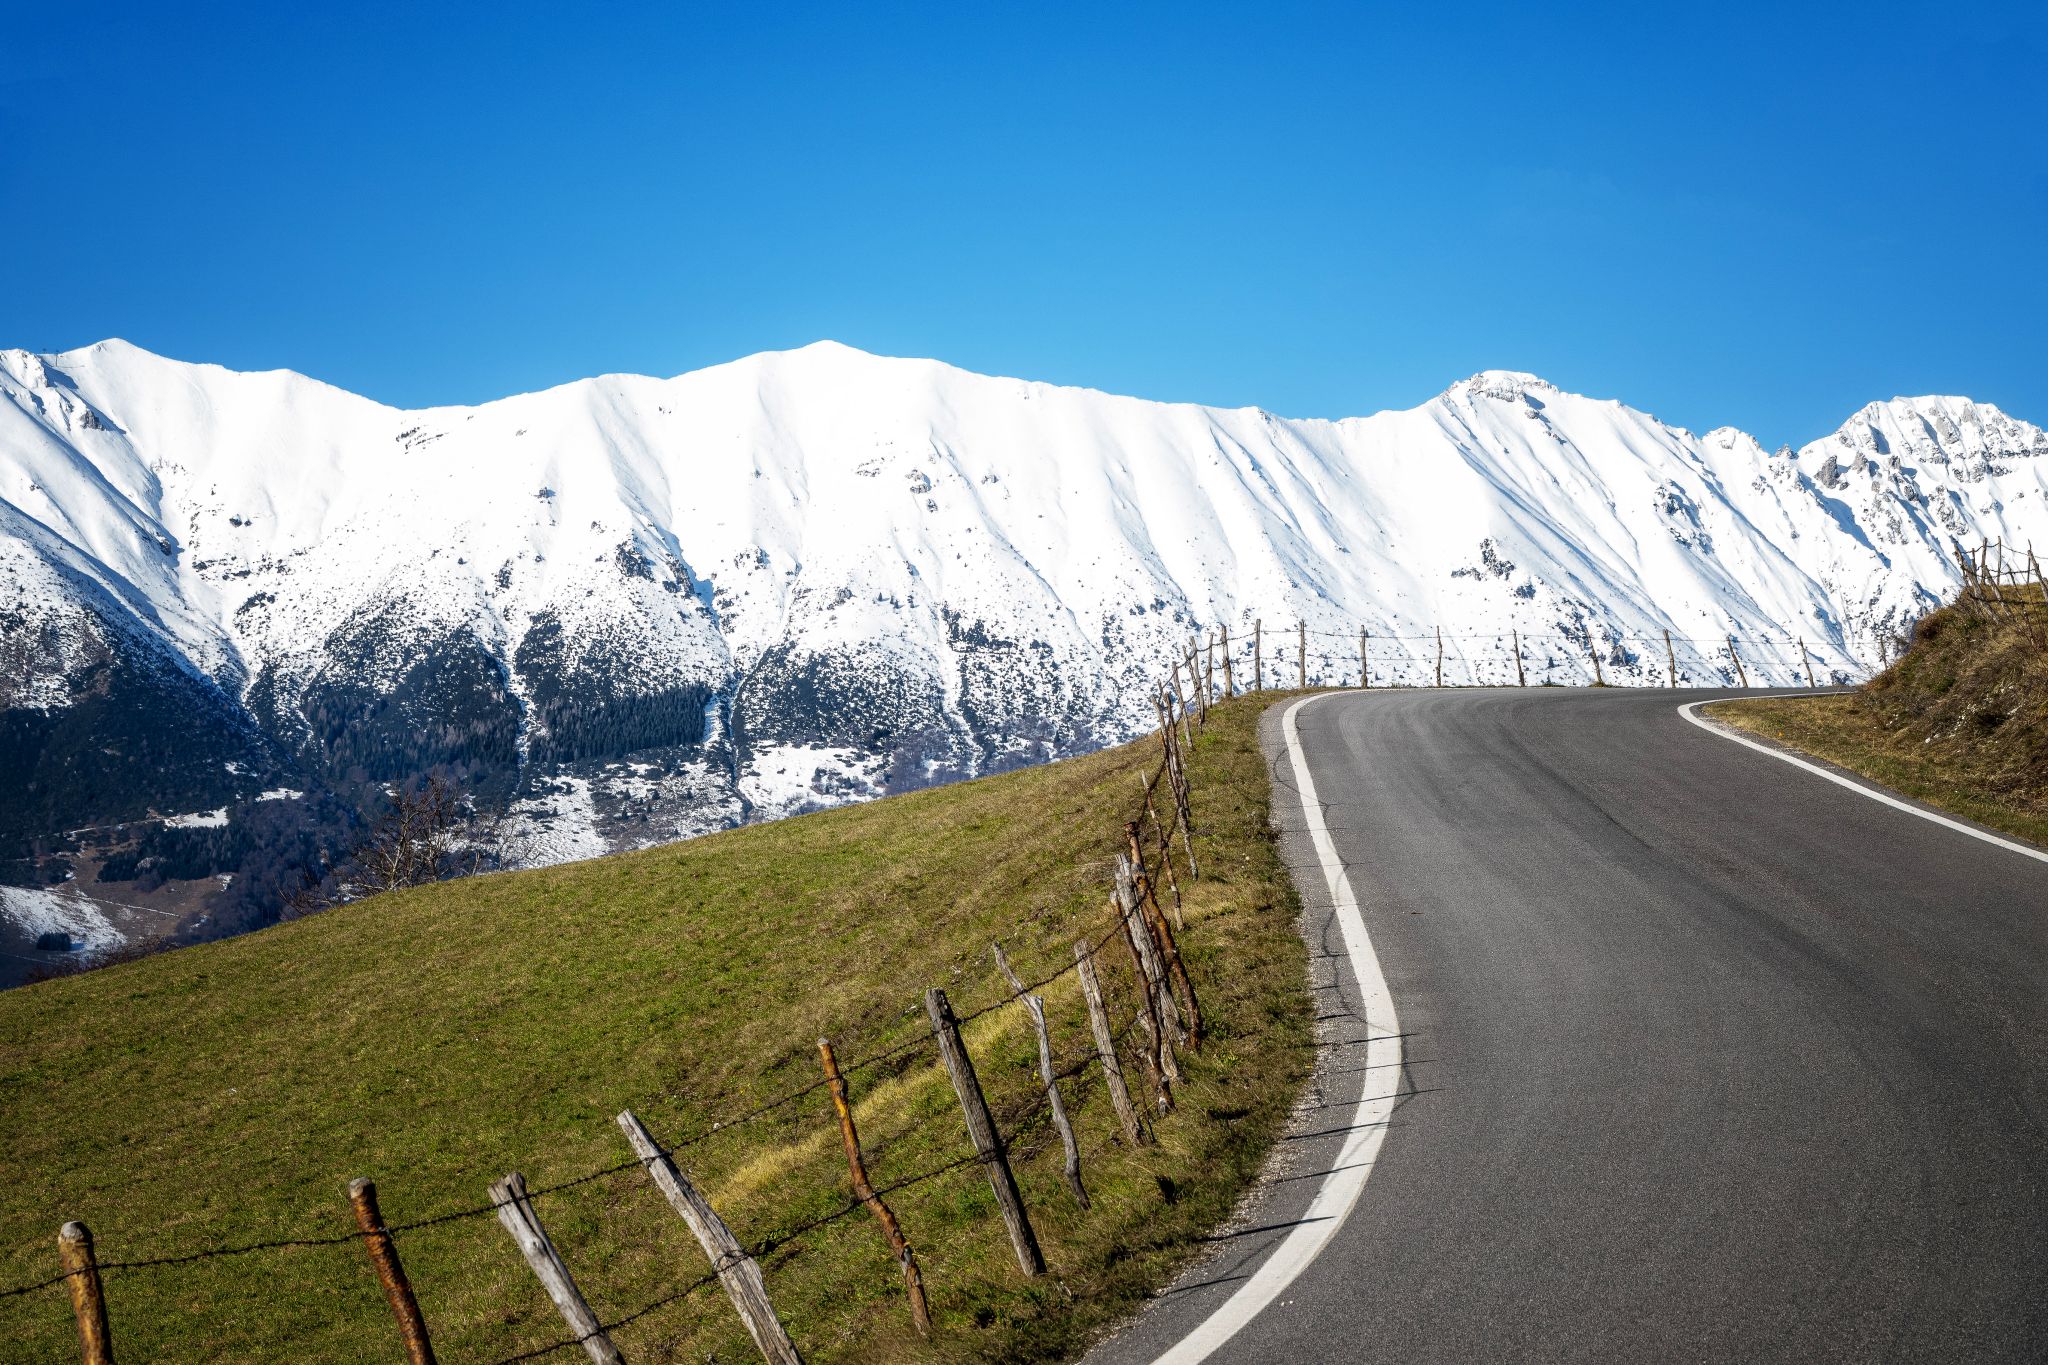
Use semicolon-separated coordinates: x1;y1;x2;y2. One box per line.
5;2;2044;446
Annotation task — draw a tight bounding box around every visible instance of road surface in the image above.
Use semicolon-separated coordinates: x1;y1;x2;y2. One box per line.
1088;688;2048;1364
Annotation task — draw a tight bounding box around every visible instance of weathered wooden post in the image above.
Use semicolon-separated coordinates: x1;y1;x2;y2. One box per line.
1108;893;1174;1105
1220;623;1234;696
1124;825;1203;1048
1664;629;1678;687
1254;619;1263;691
1435;627;1445;687
617;1111;802;1364
1589;635;1606;687
1116;855;1186;1055
924;988;1045;1277
1138;775;1185;930
1168;668;1193;747
817;1039;931;1333
490;1173;623;1365
349;1180;437;1365
57;1222;113;1365
1512;629;1527;687
1727;634;1749;688
1798;637;1818;689
1297;620;1307;688
1359;626;1369;688
1074;941;1149;1146
992;946;1089;1210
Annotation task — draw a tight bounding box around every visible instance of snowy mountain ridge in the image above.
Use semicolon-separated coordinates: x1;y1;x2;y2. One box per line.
4;338;2044;947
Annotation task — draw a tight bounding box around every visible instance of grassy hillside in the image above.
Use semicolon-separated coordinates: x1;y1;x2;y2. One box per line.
0;698;1311;1362
1714;597;2048;847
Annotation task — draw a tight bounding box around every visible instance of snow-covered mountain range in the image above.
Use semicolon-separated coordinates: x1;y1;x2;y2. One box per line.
5;338;2044;950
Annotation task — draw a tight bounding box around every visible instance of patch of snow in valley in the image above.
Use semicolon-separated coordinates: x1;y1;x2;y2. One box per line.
739;744;886;821
498;775;608;868
0;886;126;955
164;807;229;828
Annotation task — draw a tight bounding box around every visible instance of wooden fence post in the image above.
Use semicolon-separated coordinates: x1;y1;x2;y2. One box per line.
349;1180;436;1365
1254;619;1263;691
1116;855;1186;1055
489;1173;624;1365
992;946;1090;1210
1205;632;1217;700
1589;635;1606;687
1798;637;1818;688
57;1222;113;1365
1727;635;1749;688
1512;629;1527;687
1359;627;1369;688
1124;824;1203;1048
1138;776;1185;930
1664;629;1678;688
1169;669;1193;748
1074;941;1149;1146
1435;627;1444;688
616;1110;802;1364
817;1039;931;1334
1108;891;1175;1105
924;988;1046;1277
1297;621;1307;688
1151;698;1199;881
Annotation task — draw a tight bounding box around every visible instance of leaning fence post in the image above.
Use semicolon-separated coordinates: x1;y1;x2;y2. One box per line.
489;1173;624;1365
1169;667;1194;747
993;946;1090;1210
1138;777;1185;930
1221;623;1234;696
924;988;1045;1277
616;1111;802;1364
1360;626;1369;688
1117;855;1186;1055
1124;824;1203;1047
1108;891;1174;1105
1664;629;1678;687
817;1040;931;1335
57;1222;113;1365
1297;620;1307;688
1798;637;1818;689
349;1180;436;1365
1727;634;1749;688
1512;629;1527;687
1074;941;1149;1146
1254;618;1263;690
1589;634;1606;687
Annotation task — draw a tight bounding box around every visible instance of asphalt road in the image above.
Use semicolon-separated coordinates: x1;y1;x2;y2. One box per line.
1088;688;2048;1364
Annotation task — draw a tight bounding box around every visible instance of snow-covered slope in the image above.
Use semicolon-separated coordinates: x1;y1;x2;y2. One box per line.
5;339;2043;892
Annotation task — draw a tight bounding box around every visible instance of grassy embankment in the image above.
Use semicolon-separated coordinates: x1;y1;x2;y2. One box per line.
0;697;1311;1362
1713;597;2048;848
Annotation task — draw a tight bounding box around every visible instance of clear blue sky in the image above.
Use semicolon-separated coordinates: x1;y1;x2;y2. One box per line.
6;1;2044;447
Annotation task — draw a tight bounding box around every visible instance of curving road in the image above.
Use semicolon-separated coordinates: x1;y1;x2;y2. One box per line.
1088;688;2048;1364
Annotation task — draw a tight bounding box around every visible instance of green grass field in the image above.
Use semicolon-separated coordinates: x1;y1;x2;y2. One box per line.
0;697;1311;1363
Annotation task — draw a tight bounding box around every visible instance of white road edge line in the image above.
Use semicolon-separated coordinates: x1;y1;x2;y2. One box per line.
1677;699;2048;866
1149;693;1404;1364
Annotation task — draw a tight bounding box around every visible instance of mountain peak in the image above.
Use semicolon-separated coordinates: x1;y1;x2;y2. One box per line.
1449;370;1559;403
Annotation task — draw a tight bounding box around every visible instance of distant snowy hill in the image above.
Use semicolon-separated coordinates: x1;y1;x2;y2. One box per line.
5;339;2044;950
